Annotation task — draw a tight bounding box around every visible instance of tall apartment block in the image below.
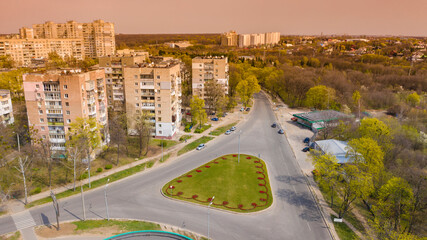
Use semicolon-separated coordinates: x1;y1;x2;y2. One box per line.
0;89;14;125
192;56;229;99
123;59;182;139
99;52;148;112
238;32;280;47
0;20;115;66
220;31;238;47
23;69;108;151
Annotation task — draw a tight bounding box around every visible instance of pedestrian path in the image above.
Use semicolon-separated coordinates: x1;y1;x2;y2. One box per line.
12;210;36;230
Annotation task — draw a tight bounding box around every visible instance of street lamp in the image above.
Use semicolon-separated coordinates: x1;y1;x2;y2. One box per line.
208;196;215;239
238;130;242;163
81;168;88;221
104;178;110;221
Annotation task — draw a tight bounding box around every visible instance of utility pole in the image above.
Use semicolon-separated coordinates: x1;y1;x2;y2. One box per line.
208;196;215;239
104;179;110;221
17;134;20;152
238;131;241;163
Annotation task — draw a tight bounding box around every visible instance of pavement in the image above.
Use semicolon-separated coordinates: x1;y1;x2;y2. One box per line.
0;92;333;240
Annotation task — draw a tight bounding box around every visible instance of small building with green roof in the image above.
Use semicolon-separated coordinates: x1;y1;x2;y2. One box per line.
292;110;353;131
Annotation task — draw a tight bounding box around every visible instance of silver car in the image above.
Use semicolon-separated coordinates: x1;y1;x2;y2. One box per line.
196;144;206;150
225;130;231;135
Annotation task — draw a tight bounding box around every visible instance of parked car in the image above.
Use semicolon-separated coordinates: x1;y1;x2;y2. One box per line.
303;137;310;144
186;112;191;116
240;107;245;112
291;117;297;122
302;147;310;152
246;107;250;111
278;129;284;134
211;117;219;121
222;112;228;117
230;126;236;131
196;144;206;150
225;130;231;135
271;123;277;128
210;112;216;115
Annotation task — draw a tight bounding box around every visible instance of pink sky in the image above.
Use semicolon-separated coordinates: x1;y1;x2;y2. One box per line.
1;0;426;36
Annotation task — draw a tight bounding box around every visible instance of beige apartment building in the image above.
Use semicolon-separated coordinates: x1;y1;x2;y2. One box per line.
123;59;182;138
23;69;108;151
238;32;280;47
0;89;14;125
192;56;229;99
0;20;115;66
99;52;148;112
220;31;238;47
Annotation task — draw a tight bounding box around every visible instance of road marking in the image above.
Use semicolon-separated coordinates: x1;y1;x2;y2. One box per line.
306;222;312;231
12;210;36;230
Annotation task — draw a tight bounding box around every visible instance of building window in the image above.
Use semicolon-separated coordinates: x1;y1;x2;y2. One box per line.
157;104;161;107
67;119;71;124
36;84;40;89
37;93;41;98
134;75;138;79
159;124;162;127
40;118;44;123
158;117;161;121
136;103;139;107
135;82;138;86
39;110;43;115
65;102;69;106
64;94;69;98
159;130;162;134
157;97;161;101
66;110;70;115
157;75;160;79
41;126;45;131
157;83;160;86
136;110;140;113
37;102;42;107
64;85;68;89
158;110;161;114
134;89;138;93
42;135;46;139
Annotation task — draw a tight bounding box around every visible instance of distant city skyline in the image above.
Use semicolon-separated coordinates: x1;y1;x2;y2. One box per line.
1;0;427;36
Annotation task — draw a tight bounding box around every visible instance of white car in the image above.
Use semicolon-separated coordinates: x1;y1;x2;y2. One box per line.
225;130;232;135
196;144;206;150
230;126;236;131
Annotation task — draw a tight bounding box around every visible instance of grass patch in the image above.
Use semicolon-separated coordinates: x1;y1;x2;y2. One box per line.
72;219;160;232
146;160;155;168
331;214;359;240
162;154;273;213
149;139;179;149
209;122;238;136
159;153;171;163
194;124;211;133
177;136;214;156
26;163;147;208
0;231;20;240
179;135;192;142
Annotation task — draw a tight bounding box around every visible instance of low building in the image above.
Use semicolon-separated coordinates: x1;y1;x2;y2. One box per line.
0;89;14;125
293;110;353;131
313;139;351;164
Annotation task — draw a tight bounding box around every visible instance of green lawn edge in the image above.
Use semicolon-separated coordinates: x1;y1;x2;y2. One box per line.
177;136;214;156
331;214;360;240
209;122;238;136
162;154;273;213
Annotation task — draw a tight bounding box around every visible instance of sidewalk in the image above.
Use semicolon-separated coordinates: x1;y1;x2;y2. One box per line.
3;107;244;216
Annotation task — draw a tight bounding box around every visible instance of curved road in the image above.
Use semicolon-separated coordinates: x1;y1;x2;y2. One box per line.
0;93;331;240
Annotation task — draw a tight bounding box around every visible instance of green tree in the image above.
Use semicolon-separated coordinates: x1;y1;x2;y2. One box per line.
190;96;207;128
0;55;14;68
47;52;67;69
359;118;392;151
352;90;361;119
305;85;336;110
312;153;340;207
406;92;420;107
236;75;261;108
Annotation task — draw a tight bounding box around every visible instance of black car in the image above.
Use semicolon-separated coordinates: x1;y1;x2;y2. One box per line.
303;137;310;143
278;129;284;134
302;147;310;152
271;123;277;128
246;107;251;111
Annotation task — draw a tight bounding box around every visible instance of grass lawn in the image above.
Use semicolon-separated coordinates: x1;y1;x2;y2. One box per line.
72;219;160;232
162;154;273;213
194;124;211;133
0;231;20;240
209;122;238;136
331;215;359;240
179;135;192;142
149;139;179;148
177;136;214;156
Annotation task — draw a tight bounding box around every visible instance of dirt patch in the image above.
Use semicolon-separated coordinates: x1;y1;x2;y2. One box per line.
35;223;121;239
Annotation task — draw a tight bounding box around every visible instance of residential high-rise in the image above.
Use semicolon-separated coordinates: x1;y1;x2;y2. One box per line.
192;56;229;100
23;69;108;151
238;32;280;47
123;59;182;139
0;20;115;66
0;89;14;125
99;51;148;112
221;31;238;47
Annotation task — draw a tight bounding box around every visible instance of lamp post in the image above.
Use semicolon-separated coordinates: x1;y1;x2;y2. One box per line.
81;168;88;221
208;196;215;239
238;131;242;163
104;179;110;221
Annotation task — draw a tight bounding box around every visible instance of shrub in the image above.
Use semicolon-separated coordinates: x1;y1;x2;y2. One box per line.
184;124;192;132
30;187;41;195
105;164;113;170
146;161;154;168
96;168;103;173
194;124;211;133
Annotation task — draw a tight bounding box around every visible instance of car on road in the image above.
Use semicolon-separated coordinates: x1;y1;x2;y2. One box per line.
246;107;250;111
225;130;231;135
302;147;310;152
211;117;219;121
240;107;245;112
291;117;297;122
271;123;277;128
230;126;236;131
303;137;310;144
278;129;284;134
196;144;206;150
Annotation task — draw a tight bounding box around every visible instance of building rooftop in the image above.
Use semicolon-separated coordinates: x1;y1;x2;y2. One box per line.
193;56;227;60
134;59;181;69
293;110;352;123
315;139;351;164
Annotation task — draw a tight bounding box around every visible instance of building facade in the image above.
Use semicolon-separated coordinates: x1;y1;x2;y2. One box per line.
99;52;148;112
221;31;238;47
0;89;14;125
123;59;182;138
0;20;115;66
238;32;280;47
192;56;229;100
23;69;108;151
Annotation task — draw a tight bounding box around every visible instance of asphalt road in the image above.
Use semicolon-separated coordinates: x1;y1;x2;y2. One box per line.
0;93;331;240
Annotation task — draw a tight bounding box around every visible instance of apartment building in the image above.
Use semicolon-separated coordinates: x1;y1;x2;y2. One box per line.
0;89;14;125
220;31;238;47
99;52;148;112
238;32;280;47
123;59;182;139
0;20;115;66
192;56;229;100
23;69;108;151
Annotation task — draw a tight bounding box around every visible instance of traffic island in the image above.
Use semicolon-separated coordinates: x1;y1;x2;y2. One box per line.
162;154;273;213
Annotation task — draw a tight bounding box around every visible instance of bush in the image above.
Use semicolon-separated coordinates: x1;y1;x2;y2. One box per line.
158;140;167;147
104;164;113;170
96;168;103;173
30;187;41;195
194;124;211;133
184;124;192;132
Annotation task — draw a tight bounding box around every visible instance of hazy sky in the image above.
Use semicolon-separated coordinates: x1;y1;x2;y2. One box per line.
1;0;426;36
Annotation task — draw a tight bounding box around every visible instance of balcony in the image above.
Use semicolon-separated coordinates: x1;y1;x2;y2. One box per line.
50;138;66;143
48;122;64;126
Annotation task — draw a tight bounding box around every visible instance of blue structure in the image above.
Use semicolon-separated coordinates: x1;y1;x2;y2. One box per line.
314;139;351;164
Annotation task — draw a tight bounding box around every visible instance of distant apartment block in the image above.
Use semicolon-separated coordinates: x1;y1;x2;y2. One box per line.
220;31;238;47
123;59;182;139
23;69;108;151
0;20;115;66
0;89;14;125
99;51;148;112
192;56;229;100
238;32;280;47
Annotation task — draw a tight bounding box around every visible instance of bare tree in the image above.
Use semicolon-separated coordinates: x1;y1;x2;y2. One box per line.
14;156;31;204
133;112;153;157
204;81;225;114
109;113;127;165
